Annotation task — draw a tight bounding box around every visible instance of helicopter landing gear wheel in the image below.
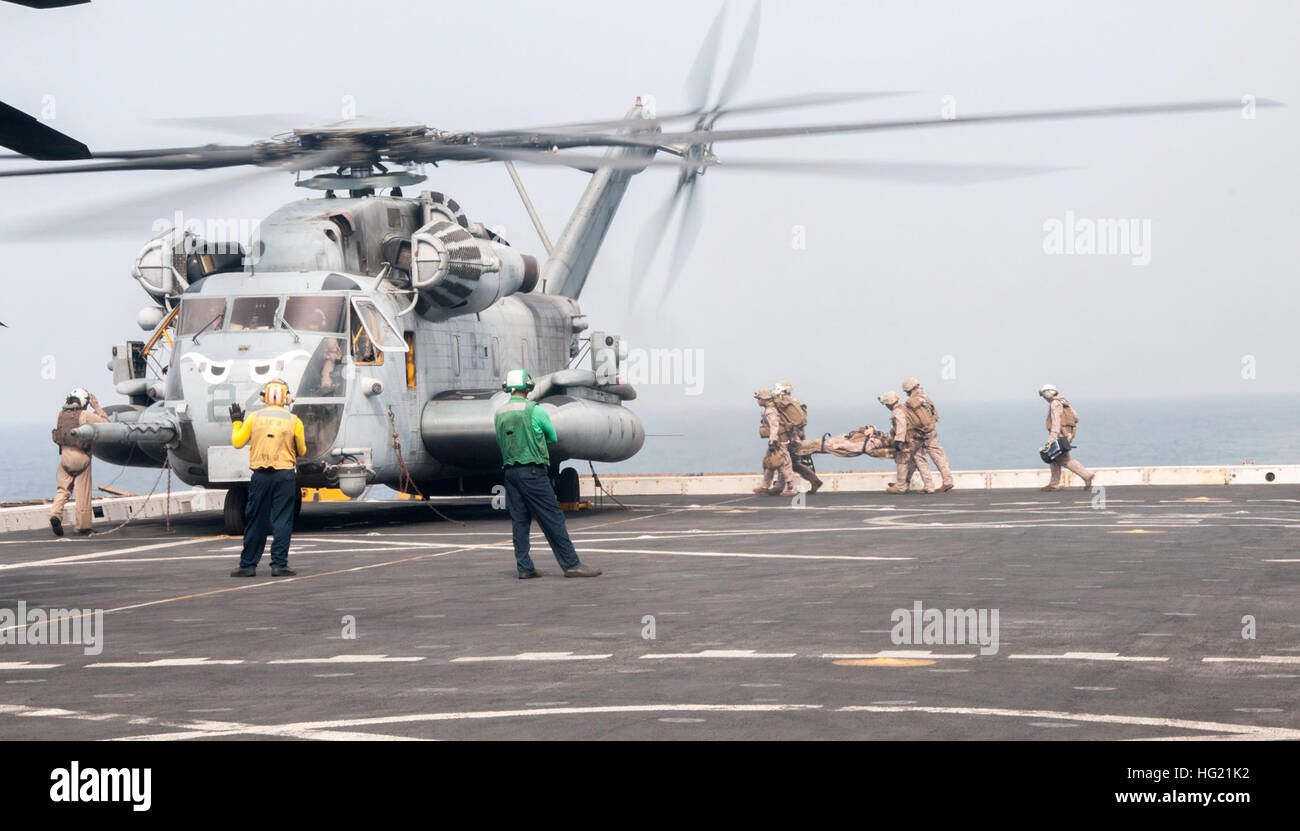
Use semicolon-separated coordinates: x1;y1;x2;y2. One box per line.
555;466;580;504
223;485;247;535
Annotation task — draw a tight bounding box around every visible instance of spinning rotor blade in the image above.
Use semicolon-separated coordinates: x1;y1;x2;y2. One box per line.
714;2;761;112
662;177;703;302
468;91;907;138
155;113;323;138
0;166;287;241
628;186;687;309
0;145;350;178
0;146;265;177
646;98;1281;147
683;3;729;113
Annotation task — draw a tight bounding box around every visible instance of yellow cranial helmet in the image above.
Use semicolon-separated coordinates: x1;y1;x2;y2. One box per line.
262;378;292;406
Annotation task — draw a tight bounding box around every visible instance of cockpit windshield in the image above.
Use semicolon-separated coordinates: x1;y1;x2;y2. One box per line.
228;296;281;331
283;296;346;334
178;297;227;335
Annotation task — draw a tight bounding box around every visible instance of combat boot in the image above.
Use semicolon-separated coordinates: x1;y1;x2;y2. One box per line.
1041;485;1060;492
885;485;906;494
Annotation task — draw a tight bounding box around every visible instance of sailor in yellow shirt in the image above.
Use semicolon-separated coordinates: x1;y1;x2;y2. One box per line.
228;379;306;578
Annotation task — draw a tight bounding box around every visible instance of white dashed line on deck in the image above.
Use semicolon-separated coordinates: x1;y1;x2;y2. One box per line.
451;652;610;663
640;649;797;659
1203;656;1300;665
267;655;425;665
1009;652;1168;663
88;657;246;668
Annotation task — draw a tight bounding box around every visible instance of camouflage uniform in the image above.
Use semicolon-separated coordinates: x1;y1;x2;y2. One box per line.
879;392;932;493
754;392;796;494
904;384;954;491
1046;396;1092;489
773;383;822;493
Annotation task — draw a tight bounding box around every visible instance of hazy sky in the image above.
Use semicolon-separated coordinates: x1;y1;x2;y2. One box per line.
1;0;1297;423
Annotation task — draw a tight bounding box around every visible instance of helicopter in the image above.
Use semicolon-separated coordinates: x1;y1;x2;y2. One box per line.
0;2;1274;533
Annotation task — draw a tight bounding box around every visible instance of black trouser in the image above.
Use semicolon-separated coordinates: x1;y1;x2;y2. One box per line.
239;468;297;570
503;464;581;573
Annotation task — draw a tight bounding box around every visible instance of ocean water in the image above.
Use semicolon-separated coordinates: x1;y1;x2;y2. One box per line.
5;395;1298;502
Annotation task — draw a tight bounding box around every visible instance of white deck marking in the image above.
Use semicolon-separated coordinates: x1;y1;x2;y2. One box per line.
836;705;1300;739
568;547;910;562
640;649;796;659
1009;652;1168;663
0;661;61;670
267;654;425;665
115;703;826;740
822;650;976;660
1203;656;1300;664
1263;559;1300;563
0;538;210;572
88;657;246;668
451;652;610;663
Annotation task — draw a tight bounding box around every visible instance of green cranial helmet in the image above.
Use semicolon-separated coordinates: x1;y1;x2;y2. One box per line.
503;368;534;392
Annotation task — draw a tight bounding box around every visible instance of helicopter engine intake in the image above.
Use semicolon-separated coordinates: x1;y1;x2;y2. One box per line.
410;218;539;322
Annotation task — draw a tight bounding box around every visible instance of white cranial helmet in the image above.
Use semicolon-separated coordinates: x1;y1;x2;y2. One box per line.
66;388;90;408
1039;383;1058;399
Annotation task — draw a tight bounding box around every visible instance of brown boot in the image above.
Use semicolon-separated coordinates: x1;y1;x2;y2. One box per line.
752;487;770;495
1041;485;1060;492
810;478;823;494
937;483;954;493
1082;475;1095;489
885;485;906;494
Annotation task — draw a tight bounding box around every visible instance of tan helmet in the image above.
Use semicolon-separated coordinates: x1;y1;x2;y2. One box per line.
754;388;774;401
878;391;899;406
902;377;921;394
773;380;793;396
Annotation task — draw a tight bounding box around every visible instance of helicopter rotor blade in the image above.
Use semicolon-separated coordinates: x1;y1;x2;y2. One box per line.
713;2;761;112
460;91;909;138
682;3;729;114
154;113;322;138
644;98;1282;147
661;177;704;302
0;147;264;177
627;186;686;310
0;165;291;241
0;100;91;160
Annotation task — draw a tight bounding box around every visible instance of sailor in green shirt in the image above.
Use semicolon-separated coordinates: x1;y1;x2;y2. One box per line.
494;368;601;579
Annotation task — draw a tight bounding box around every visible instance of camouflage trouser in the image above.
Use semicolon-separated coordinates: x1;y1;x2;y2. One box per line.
916;432;953;487
896;438;934;491
1049;452;1092;486
761;443;796;491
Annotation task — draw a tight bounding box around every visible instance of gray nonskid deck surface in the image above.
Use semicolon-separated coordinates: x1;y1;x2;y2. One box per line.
0;485;1295;740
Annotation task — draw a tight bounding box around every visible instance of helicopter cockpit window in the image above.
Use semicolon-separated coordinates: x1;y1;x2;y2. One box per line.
349;298;408;352
283;296;346;334
228;296;281;331
178;297;227;335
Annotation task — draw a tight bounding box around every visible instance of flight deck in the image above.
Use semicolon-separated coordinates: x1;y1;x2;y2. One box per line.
0;485;1296;741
